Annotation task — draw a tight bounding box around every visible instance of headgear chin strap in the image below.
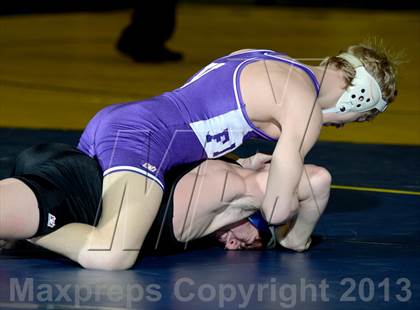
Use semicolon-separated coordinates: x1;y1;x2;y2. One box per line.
322;53;388;114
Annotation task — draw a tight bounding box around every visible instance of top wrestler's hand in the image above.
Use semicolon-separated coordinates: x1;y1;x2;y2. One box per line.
237;153;272;170
279;236;312;252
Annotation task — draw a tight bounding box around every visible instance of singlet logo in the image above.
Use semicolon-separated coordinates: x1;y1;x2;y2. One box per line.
142;162;157;172
206;129;236;157
47;213;56;228
189;110;252;158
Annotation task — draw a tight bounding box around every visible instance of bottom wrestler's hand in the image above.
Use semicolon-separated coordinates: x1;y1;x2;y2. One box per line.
237;153;272;170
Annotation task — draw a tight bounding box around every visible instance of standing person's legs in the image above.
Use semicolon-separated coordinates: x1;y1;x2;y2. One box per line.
117;0;182;62
130;0;177;43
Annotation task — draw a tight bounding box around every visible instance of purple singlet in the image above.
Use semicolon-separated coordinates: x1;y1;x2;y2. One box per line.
77;49;320;189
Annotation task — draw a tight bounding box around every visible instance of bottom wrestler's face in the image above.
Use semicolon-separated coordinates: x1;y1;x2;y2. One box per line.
217;221;264;250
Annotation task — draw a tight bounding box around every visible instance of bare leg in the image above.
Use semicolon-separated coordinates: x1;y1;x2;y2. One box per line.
278;165;331;251
31;172;163;270
0;178;40;239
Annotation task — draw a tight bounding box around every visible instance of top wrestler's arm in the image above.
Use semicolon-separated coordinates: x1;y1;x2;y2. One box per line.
30;171;163;270
261;84;321;225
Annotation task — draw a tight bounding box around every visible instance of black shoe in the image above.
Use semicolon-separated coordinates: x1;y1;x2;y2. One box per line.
129;47;183;63
117;37;183;63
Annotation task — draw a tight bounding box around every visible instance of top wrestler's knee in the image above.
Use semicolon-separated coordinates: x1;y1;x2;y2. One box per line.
79;247;138;271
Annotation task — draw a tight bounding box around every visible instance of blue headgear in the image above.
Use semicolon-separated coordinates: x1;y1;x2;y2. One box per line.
248;211;276;249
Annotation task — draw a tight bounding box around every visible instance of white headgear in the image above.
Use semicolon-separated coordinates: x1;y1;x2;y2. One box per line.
322;53;387;114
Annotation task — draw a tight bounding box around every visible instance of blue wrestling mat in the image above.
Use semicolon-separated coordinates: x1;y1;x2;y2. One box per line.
1;128;419;309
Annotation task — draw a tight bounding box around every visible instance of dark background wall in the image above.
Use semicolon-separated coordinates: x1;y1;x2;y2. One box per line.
1;0;419;15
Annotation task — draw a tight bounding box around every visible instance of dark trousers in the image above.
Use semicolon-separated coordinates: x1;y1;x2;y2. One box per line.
119;0;178;51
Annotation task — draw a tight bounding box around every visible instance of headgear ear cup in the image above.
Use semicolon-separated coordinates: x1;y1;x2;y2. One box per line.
322;53;387;114
248;211;273;246
248;211;291;248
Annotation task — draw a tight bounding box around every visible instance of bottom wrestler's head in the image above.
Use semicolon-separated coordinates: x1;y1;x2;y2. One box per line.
215;212;273;250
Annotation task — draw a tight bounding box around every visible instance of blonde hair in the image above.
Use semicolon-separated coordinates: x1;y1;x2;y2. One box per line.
321;39;401;109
